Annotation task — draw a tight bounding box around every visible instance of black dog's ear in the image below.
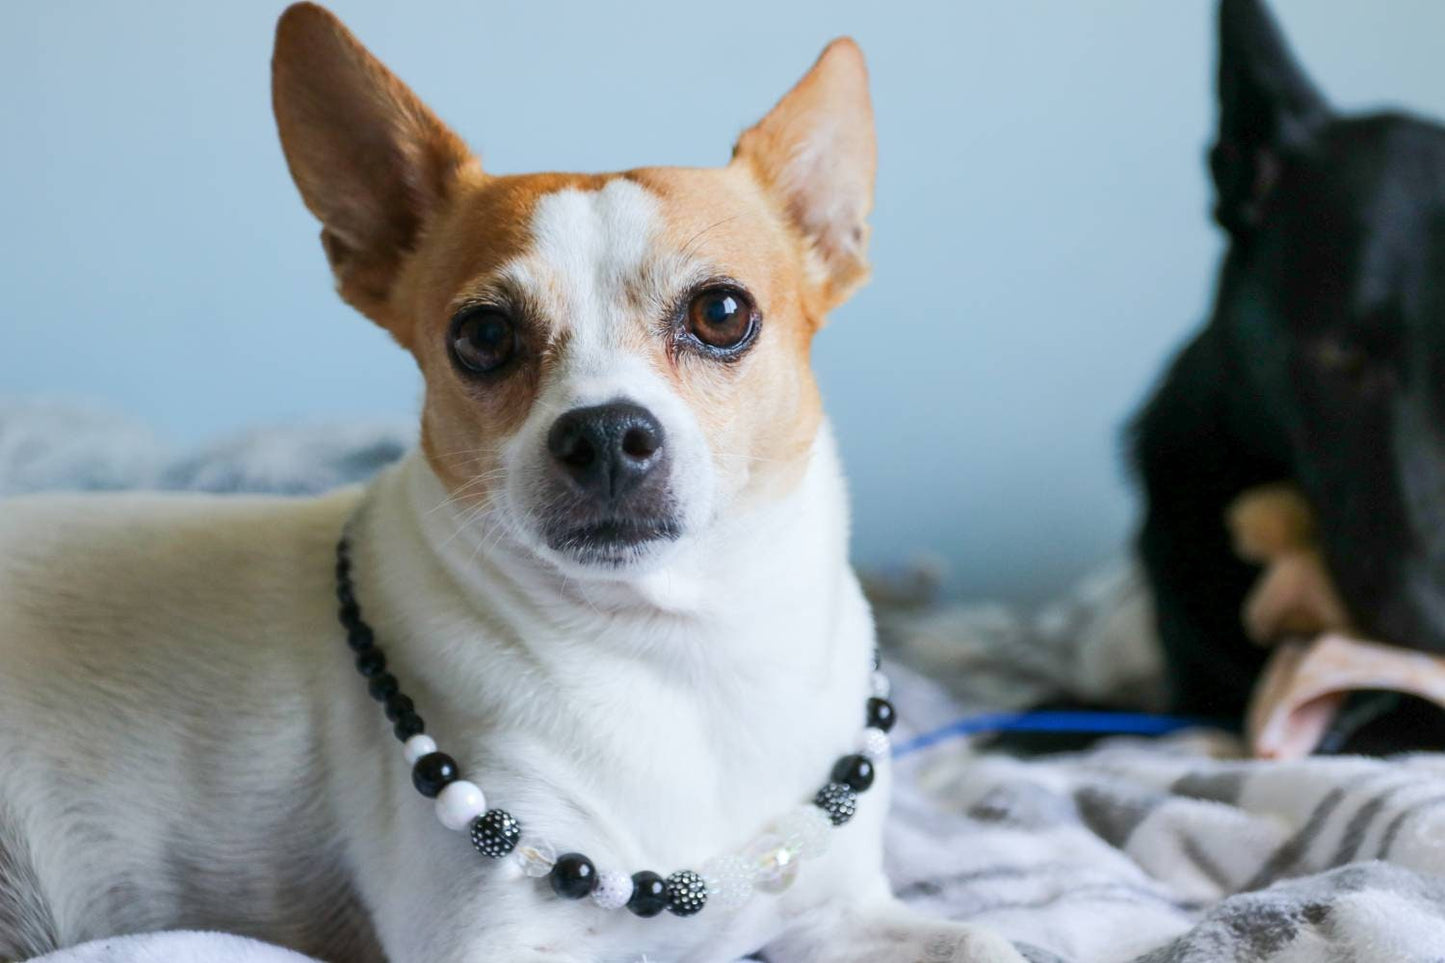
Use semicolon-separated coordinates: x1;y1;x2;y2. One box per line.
1211;0;1331;236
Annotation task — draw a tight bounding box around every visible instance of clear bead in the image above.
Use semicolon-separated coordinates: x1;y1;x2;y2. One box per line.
590;869;633;911
870;671;892;699
701;854;754;911
858;727;891;761
513;834;557;878
775;805;833;859
743;833;802;893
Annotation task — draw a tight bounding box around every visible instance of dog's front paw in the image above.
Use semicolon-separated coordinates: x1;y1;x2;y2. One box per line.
902;925;1024;963
767;911;1025;963
868;922;1024;963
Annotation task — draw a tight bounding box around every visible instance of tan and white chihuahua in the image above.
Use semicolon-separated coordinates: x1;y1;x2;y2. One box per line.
0;6;1019;962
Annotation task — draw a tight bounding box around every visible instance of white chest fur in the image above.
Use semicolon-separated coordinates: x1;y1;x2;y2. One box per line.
329;429;885;961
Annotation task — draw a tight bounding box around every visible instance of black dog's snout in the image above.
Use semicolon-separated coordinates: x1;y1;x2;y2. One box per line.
546;402;666;500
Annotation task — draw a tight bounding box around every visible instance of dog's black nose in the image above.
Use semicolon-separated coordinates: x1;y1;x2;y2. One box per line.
547;402;666;500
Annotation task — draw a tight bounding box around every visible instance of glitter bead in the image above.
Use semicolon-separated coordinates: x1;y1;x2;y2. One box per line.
742;834;800;894
591;870;633;911
470;809;521;859
776;805;833;859
514;834;557;877
814;782;858;826
665;870;708;917
858;727;891;761
870;671;891;699
701;854;753;910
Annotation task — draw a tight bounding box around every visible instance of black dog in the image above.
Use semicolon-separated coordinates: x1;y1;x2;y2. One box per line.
1134;0;1445;732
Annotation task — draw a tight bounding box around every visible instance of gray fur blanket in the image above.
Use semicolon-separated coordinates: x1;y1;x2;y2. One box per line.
6;402;1445;962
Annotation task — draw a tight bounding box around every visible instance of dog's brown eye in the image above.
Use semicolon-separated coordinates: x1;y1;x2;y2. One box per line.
1314;338;1370;380
450;308;516;374
686;287;756;351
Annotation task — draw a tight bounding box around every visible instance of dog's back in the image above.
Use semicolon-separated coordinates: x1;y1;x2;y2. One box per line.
0;491;384;961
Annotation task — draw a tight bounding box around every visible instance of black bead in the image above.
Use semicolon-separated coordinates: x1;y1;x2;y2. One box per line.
393;711;425;741
549;853;599;899
866;697;897;733
627;871;668;918
367;672;399;701
664;870;708;917
354;648;387;678
383;692;415;723
470;809;521;859
336;581;355;607
338;600;362;629
335;556;351;582
411;752;458;798
831;754;875;793
814;782;858;826
346;624;375;652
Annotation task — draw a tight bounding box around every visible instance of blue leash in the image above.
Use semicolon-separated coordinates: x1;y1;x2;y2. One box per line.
892;710;1216;759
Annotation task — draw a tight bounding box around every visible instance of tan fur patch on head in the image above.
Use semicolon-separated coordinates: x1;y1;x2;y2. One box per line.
403;165;825;514
629;166;825;505
398;172;611;496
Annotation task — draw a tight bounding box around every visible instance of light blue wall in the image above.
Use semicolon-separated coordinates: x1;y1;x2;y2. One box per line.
5;2;1445;599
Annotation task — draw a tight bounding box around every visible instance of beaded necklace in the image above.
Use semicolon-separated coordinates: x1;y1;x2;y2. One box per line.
334;534;895;918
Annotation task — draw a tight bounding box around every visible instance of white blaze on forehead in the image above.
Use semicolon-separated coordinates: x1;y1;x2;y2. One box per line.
515;179;662;356
496;177;720;564
508;177;699;414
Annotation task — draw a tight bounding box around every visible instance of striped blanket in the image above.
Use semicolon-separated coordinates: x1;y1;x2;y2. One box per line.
888;728;1445;961
878;579;1445;962
8;402;1445;962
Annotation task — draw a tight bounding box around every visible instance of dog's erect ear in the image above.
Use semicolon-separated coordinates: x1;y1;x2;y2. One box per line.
1211;0;1331;236
732;39;876;310
272;2;479;328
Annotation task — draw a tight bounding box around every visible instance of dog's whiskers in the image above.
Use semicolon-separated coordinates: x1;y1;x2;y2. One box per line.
680;215;741;261
425;472;509;517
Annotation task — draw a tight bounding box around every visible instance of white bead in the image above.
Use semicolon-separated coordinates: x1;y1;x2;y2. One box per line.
590;870;632;911
859;727;892;761
513;834;557;878
403;734;437;765
870;671;892;699
743;834;801;894
434;780;487;832
775;805;833;859
701;854;754;911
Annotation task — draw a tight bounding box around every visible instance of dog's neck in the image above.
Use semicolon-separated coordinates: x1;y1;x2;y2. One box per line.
346;424;870;870
352;423;862;702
